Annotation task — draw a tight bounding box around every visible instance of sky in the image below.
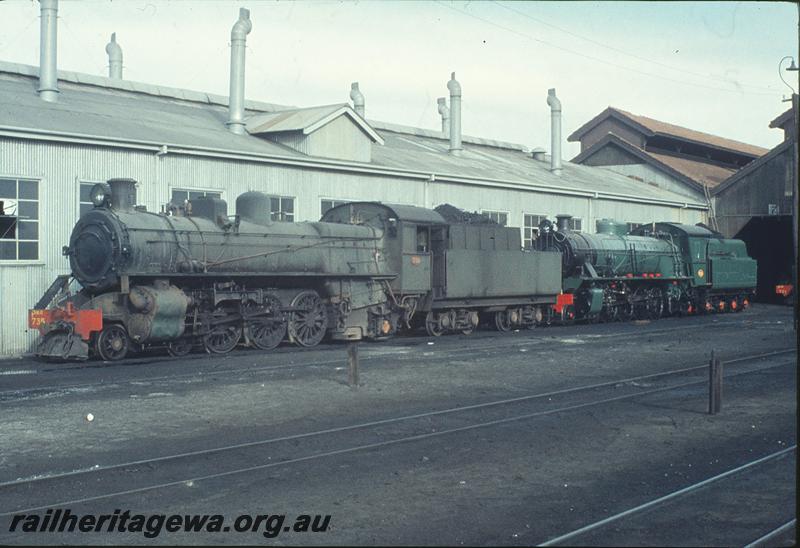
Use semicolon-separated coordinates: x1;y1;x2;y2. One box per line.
0;0;797;158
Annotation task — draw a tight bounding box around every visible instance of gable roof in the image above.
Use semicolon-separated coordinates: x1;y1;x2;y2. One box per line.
712;138;794;195
572;132;736;190
245;103;384;144
769;107;794;129
568;106;768;158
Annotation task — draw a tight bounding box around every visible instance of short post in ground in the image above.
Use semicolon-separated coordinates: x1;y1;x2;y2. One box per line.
347;341;360;389
708;350;723;415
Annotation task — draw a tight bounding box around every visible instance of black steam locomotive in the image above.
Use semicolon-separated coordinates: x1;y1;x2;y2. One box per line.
30;178;562;360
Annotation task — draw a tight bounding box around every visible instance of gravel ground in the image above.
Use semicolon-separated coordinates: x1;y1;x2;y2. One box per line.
0;304;795;546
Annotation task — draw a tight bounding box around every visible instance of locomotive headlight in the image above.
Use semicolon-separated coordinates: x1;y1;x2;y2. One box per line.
90;183;112;208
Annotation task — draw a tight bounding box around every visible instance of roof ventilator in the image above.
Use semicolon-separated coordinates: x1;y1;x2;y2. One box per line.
447;72;462;155
38;0;59;102
437;97;450;138
547;88;562;175
531;147;546;162
106;33;123;79
350;82;365;117
226;7;252;135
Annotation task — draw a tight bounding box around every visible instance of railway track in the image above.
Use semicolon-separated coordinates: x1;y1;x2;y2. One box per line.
1;348;794;517
0;316;783;403
539;445;796;546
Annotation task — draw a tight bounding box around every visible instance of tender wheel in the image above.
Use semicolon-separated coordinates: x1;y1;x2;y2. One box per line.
288;290;328;347
494;310;512;332
425;311;445;337
167;340;192;357
461;325;475;335
203;323;242;354
245;297;287;350
96;324;130;361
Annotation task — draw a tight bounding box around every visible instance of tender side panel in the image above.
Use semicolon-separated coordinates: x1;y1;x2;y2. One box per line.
445;249;561;299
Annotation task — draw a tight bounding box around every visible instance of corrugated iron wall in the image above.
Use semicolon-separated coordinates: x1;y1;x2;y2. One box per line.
0;137;703;356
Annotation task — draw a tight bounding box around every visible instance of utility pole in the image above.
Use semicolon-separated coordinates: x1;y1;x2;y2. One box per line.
792;91;798;330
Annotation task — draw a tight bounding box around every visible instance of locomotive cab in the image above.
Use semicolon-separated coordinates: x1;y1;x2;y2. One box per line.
321;202;448;296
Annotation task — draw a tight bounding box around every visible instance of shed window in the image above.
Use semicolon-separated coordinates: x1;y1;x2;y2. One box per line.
626;222;642;233
523;214;546;248
569;217;583;232
270;196;294;222
171;189;222;206
79;181;108;217
0;177;39;261
482;210;508;226
321;199;350;217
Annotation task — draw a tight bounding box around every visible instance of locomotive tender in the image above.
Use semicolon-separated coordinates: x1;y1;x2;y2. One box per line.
29;179;562;360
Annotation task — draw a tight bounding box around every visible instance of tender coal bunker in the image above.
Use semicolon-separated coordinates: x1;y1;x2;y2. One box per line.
735;216;794;304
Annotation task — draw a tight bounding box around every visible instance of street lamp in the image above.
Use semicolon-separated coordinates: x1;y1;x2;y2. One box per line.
780;56;799;329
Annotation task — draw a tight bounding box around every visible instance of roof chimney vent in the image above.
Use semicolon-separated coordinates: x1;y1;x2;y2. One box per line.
547;88;562;175
106;33;123;79
437;97;450;138
350;82;365;118
38;0;59;102
531;147;546;162
447;72;462;155
226;7;252;135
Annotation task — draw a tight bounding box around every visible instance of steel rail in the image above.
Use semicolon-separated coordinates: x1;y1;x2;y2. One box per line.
539;446;797;546
2;347;794;472
1;318;785;400
0;357;793;516
743;519;797;548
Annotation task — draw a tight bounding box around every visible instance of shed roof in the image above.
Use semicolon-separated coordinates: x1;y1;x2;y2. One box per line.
712;139;794;196
769;107;794;129
571;132;735;190
568;106;768;158
0;61;707;208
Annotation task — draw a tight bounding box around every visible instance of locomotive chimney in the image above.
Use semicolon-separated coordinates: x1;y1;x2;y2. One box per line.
447;72;462;155
547;88;562;175
350;82;365;118
38;0;59;102
226;7;252;135
556;214;572;232
108;178;137;211
437;97;450;138
106;32;123;79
